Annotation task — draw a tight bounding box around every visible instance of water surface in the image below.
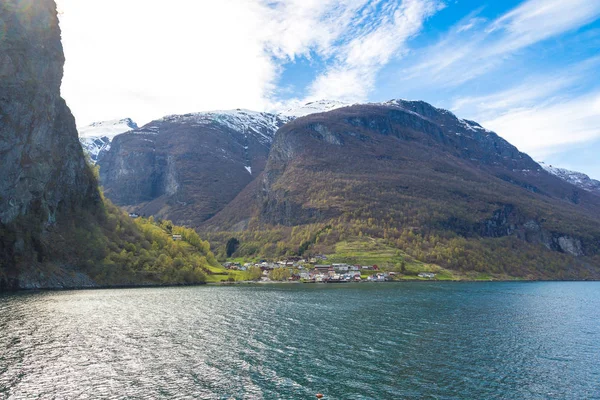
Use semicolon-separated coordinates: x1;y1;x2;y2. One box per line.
1;282;599;399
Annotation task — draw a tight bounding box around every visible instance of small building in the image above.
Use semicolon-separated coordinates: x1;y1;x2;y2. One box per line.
172;234;182;241
333;263;350;272
128;213;140;218
299;272;311;280
418;272;436;279
368;273;387;282
314;265;331;273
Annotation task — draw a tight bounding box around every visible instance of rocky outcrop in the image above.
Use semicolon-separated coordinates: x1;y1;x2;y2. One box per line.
475;205;587;256
0;0;100;284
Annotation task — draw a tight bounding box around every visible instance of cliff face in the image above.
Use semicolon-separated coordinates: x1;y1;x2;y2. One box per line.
0;0;100;284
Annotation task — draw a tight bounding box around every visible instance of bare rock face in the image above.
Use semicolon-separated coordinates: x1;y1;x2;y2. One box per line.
0;0;100;279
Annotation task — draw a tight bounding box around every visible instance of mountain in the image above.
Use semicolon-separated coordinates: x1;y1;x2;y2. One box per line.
79;118;138;163
202;100;600;279
540;162;600;196
95;102;361;226
97;110;292;226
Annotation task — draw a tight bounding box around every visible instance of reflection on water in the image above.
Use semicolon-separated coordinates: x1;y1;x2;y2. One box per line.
1;282;599;399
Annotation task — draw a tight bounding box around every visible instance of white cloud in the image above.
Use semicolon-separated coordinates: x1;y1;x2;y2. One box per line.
56;0;443;126
451;56;600;116
58;0;440;126
306;0;443;103
58;0;277;126
401;0;600;87
483;92;600;159
440;56;600;164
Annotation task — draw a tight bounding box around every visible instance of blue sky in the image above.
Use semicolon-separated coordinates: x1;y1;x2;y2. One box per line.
58;0;600;178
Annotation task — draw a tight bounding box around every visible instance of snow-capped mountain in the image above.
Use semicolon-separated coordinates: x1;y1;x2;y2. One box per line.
78;118;138;163
97;109;293;226
540;162;600;195
280;100;350;117
158;109;293;146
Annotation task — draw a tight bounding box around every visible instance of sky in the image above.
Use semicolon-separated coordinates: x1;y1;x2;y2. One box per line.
56;0;600;179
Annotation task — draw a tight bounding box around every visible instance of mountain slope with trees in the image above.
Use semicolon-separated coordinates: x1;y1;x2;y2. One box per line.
201;101;600;279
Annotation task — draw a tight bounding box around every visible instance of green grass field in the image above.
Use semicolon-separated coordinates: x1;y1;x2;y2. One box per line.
326;238;461;280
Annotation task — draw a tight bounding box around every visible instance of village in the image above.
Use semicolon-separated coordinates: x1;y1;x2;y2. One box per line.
222;256;436;283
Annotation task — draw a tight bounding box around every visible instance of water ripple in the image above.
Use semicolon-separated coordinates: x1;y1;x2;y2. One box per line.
1;282;600;399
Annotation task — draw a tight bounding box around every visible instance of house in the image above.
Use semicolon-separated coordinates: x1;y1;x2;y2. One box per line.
314;265;331;273
299;272;311;280
172;234;182;241
368;273;387;282
418;272;436;279
128;213;140;218
333;263;350;272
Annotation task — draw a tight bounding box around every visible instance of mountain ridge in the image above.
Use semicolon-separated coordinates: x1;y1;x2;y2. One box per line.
540;162;600;196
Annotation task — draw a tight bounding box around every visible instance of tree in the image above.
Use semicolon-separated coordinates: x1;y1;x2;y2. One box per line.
226;237;240;257
247;266;262;280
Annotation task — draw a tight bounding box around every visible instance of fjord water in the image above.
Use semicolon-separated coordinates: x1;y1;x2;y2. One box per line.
1;283;599;399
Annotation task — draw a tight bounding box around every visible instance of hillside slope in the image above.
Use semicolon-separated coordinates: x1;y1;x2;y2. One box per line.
202;101;600;279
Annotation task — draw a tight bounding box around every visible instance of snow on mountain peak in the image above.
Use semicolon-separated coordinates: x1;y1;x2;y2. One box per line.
159;109;293;146
280;100;350;117
78;118;138;139
78;118;139;163
540;162;600;195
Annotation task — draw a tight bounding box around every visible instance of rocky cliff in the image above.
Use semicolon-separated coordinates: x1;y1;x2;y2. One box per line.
0;0;103;287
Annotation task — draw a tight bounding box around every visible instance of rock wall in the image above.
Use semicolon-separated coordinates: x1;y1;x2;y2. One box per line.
0;0;100;279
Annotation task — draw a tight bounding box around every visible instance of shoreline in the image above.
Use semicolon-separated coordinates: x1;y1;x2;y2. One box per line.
3;278;599;293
